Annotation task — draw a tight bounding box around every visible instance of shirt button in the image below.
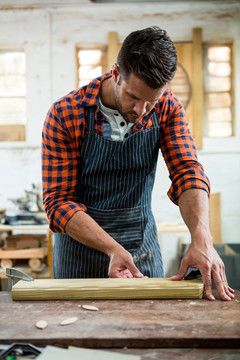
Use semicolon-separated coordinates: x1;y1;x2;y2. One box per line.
124;133;129;138
120;121;125;127
114;113;119;116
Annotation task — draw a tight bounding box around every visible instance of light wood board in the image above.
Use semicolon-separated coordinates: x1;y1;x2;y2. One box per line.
12;278;203;301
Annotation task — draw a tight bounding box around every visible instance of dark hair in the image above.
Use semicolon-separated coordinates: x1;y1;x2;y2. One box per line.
117;27;177;89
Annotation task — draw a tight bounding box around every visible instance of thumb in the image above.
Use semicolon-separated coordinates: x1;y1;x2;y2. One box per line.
170;262;188;281
128;262;144;278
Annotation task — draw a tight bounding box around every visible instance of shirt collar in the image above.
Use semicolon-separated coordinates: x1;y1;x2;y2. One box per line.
82;71;112;107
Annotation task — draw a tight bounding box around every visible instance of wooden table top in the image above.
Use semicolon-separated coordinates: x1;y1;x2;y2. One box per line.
0;290;239;349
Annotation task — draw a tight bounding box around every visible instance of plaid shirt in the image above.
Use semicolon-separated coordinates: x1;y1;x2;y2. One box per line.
42;72;210;233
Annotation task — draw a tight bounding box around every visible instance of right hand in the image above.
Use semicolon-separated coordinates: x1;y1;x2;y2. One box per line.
108;246;144;278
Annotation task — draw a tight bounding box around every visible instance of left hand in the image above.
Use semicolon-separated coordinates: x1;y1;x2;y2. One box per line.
108;246;144;279
171;242;235;301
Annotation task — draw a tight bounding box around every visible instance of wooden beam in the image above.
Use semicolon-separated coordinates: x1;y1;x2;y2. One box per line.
192;28;203;149
107;31;119;70
12;277;204;301
210;192;222;244
0;247;46;259
0;124;25;141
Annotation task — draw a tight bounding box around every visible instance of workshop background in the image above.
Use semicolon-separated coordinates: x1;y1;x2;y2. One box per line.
0;0;239;282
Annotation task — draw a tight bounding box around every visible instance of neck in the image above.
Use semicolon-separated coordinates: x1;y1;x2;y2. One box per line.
99;77;116;110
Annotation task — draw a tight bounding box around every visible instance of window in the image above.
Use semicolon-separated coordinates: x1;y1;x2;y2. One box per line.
0;51;26;141
0;50;26;141
203;44;233;137
77;45;107;88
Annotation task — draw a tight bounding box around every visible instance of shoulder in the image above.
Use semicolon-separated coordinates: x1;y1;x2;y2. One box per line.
156;88;183;113
51;88;85;114
156;88;185;122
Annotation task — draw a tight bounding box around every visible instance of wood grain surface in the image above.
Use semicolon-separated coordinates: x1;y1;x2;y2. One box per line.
0;290;239;349
12;278;204;301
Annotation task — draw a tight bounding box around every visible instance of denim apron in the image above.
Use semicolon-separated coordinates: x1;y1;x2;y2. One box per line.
53;106;164;278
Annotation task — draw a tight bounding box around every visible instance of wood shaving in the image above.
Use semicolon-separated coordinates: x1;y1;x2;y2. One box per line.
82;305;99;311
60;317;78;326
35;320;48;329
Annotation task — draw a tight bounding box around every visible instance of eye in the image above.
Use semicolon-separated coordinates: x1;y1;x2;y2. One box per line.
128;93;138;100
149;99;158;104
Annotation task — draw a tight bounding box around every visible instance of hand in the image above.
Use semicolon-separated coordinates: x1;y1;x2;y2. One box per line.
108;246;144;278
171;242;235;301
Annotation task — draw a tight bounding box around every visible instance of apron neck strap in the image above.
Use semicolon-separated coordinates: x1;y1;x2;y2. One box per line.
87;106;96;132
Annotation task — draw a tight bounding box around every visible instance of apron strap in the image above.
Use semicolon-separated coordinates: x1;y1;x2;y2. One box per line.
86;106;96;132
152;109;159;128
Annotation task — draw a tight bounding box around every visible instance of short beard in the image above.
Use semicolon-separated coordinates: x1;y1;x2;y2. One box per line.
113;82;124;119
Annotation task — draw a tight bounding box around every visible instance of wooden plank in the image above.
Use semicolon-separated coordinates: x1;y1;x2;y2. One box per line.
0;247;46;259
0;124;25;141
6;237;41;249
12;278;203;301
0;291;239;348
107;31;119;69
157;223;188;233
192;28;203;149
210;192;222;244
0;224;50;231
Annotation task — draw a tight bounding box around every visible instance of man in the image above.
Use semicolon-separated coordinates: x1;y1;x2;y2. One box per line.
42;27;234;301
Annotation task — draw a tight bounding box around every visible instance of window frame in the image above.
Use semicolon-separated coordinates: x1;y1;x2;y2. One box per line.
75;44;108;89
203;40;235;139
0;49;27;142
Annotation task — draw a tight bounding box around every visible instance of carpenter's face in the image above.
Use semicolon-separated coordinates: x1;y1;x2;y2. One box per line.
113;69;167;124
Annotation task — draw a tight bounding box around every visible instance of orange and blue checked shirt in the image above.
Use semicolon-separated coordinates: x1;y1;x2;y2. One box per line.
41;72;210;233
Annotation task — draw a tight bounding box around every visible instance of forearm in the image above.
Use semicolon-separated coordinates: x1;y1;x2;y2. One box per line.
65;210;123;257
175;188;234;301
178;188;213;245
65;211;143;278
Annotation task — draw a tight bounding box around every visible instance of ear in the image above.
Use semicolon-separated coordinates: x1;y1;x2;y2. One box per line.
112;63;120;84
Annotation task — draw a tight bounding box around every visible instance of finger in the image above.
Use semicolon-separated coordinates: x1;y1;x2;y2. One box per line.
130;267;144;278
127;259;144;278
109;271;122;278
222;275;234;298
223;273;234;293
219;268;233;300
201;270;215;301
212;269;231;301
225;285;234;299
170;260;189;281
123;269;133;278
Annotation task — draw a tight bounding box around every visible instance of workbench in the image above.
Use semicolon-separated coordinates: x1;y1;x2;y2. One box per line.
0;291;239;359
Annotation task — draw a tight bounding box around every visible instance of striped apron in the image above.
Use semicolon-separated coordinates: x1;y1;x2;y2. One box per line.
53;107;164;278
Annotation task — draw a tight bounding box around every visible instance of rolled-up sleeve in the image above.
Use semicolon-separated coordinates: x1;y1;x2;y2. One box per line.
41;103;86;233
159;92;210;205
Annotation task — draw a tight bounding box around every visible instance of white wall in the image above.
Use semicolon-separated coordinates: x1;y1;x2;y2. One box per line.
0;0;240;276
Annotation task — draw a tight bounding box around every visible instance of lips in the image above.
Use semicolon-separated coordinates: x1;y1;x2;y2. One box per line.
129;113;139;120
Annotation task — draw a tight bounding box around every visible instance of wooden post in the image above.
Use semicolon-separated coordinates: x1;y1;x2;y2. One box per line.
192;28;204;149
210;193;222;244
107;32;119;70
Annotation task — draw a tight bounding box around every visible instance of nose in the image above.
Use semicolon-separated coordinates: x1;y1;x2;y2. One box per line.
133;101;147;118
